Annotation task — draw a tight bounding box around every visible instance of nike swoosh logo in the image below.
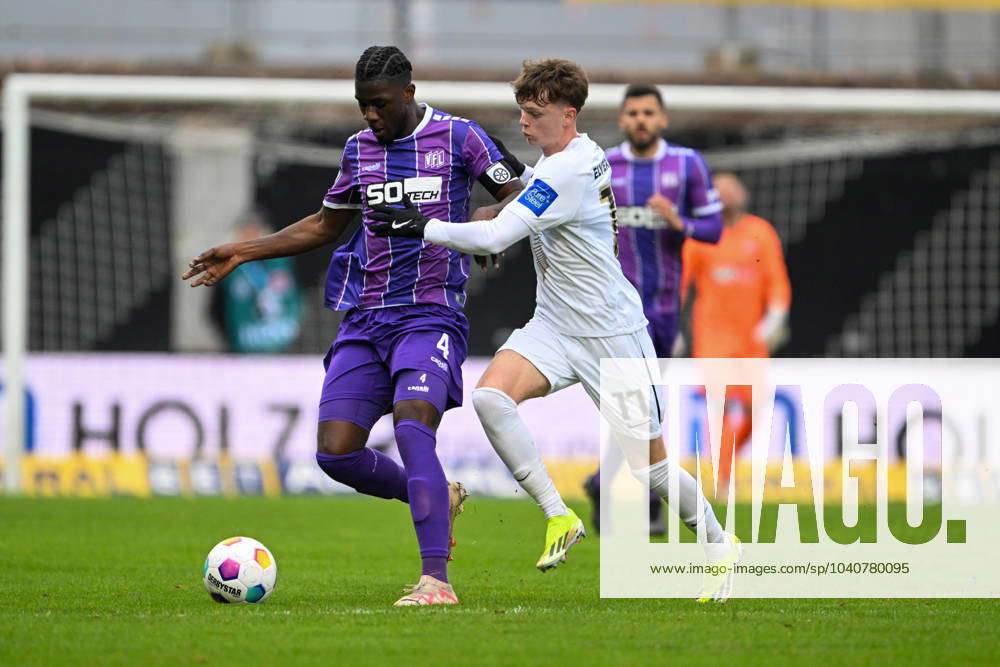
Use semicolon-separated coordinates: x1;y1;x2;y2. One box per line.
392;220;411;229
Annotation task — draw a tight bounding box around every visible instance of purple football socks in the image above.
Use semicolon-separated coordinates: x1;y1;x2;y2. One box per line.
315;447;408;502
314;420;451;583
420;557;449;582
394;419;451;583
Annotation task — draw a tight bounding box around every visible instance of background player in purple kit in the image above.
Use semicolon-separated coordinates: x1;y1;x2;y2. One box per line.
584;84;723;533
607;84;723;352
182;45;523;606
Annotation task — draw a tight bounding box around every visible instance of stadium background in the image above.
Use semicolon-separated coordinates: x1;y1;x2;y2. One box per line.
1;0;998;501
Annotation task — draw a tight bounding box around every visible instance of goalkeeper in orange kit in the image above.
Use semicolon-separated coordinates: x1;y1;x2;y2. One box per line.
679;172;791;488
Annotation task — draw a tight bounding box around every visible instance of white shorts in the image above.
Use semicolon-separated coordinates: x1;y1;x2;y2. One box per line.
498;316;664;440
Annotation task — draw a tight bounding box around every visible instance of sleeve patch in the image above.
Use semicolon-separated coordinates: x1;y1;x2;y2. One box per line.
485;161;514;185
517;179;559;216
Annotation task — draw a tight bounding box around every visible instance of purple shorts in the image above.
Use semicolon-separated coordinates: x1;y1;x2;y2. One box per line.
318;304;469;430
646;310;678;358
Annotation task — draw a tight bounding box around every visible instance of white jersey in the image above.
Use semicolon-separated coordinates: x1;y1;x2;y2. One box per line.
505;134;647;337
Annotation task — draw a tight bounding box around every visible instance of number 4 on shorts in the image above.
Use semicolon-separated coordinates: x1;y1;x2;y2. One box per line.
436;333;450;359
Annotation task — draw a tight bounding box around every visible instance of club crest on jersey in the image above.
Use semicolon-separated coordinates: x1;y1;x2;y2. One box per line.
424;149;446;169
518;179;558;216
660;172;679;188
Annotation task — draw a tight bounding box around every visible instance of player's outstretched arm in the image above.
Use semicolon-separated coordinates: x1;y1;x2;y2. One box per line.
182;206;355;287
472;180;524;270
370;194;531;256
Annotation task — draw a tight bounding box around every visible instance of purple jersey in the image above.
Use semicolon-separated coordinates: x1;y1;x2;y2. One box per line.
323;104;508;311
605;139;722;315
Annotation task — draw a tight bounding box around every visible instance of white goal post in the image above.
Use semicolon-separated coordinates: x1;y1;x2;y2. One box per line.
5;72;1000;494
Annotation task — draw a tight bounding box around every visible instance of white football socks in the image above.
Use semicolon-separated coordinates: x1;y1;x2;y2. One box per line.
471;387;569;519
635;458;729;559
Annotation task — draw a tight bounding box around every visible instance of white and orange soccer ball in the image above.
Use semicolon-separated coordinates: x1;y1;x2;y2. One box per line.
203;536;278;604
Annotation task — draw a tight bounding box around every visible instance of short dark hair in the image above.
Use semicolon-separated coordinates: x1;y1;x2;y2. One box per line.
512;58;588;112
356;45;412;85
622;84;664;109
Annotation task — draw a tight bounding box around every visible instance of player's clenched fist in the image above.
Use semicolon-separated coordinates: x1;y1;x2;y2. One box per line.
181;243;245;287
646;193;684;232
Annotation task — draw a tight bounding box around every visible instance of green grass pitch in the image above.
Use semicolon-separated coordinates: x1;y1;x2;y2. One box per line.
2;496;997;666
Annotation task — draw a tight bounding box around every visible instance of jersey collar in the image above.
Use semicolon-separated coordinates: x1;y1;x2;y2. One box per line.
619;137;667;162
394;103;433;143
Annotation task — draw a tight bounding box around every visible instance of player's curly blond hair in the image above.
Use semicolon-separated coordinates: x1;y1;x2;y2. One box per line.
512;59;589;112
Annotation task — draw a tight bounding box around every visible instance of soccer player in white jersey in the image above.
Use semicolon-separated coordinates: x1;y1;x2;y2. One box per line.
370;59;739;601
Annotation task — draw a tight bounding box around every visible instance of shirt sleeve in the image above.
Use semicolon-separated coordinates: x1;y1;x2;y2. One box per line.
323;136;362;209
685;151;722;219
463;122;517;198
503;158;585;234
423;209;533;255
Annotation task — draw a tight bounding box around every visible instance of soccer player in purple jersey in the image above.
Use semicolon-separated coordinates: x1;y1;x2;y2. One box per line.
584;84;724;535
606;84;723;354
182;46;524;606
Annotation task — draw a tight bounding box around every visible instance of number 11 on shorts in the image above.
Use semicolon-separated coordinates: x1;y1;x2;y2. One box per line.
436;333;450;359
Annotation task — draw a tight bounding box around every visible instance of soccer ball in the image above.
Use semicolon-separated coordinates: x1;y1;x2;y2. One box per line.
203;536;277;604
